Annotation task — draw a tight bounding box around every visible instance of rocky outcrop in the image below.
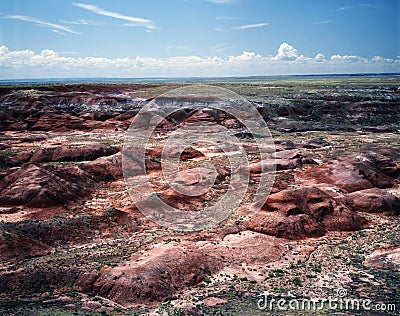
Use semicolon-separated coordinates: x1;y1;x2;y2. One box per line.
0;232;53;262
80;153;123;181
301;157;374;193
0;163;96;207
147;145;204;161
245;186;366;239
0;155;17;170
2;82;400;133
0;84;146;132
363;246;400;271
0;83;399;311
82;242;222;306
354;152;400;188
30;143;118;163
77;231;284;307
347;188;400;215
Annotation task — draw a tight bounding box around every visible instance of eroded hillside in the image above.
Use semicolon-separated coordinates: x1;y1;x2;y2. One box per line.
0;77;399;315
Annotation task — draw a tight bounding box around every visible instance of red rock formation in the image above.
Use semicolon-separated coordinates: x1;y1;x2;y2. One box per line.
147;145;204;161
30;143;118;163
354;152;399;188
301;157;373;193
77;230;285;307
0;163;96;207
0;232;53;262
81;153;123;181
79;242;223;306
245;186;366;239
347;188;400;215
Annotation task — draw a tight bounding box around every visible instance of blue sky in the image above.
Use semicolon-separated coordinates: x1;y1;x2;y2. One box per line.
0;0;399;78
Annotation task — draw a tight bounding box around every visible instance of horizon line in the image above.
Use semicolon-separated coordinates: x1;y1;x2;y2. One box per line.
0;72;399;85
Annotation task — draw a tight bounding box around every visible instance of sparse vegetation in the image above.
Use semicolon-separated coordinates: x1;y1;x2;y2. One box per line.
0;78;399;315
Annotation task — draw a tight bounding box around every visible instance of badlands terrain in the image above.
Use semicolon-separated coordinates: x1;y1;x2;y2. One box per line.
0;76;399;315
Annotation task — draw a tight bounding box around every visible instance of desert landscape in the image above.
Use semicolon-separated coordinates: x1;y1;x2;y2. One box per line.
0;75;399;315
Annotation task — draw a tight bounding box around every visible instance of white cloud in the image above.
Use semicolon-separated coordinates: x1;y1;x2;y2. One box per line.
0;46;9;55
5;15;79;34
274;43;298;60
216;16;235;20
207;0;233;3
330;54;367;63
371;56;393;63
212;43;236;52
337;4;372;11
233;22;270;30
60;51;77;55
314;53;326;62
228;51;261;62
0;44;398;78
60;19;104;26
73;3;156;30
51;29;66;35
123;22;158;30
314;20;333;25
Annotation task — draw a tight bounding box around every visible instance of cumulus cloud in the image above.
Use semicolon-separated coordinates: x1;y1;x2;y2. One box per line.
5;15;79;34
330;54;367;63
228;51;261;62
274;43;298;60
314;53;326;62
233;22;270;30
0;44;398;79
73;3;156;30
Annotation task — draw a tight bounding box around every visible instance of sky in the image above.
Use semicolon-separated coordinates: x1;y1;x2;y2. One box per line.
0;0;399;78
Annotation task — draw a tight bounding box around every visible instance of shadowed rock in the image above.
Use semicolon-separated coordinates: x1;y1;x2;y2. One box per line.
78;242;223;306
0;232;53;262
30;143;118;163
354;152;400;188
347;188;400;215
0;156;17;170
0;163;96;207
302;157;374;193
245;186;366;239
147;145;204;161
77;231;284;307
81;152;123;181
